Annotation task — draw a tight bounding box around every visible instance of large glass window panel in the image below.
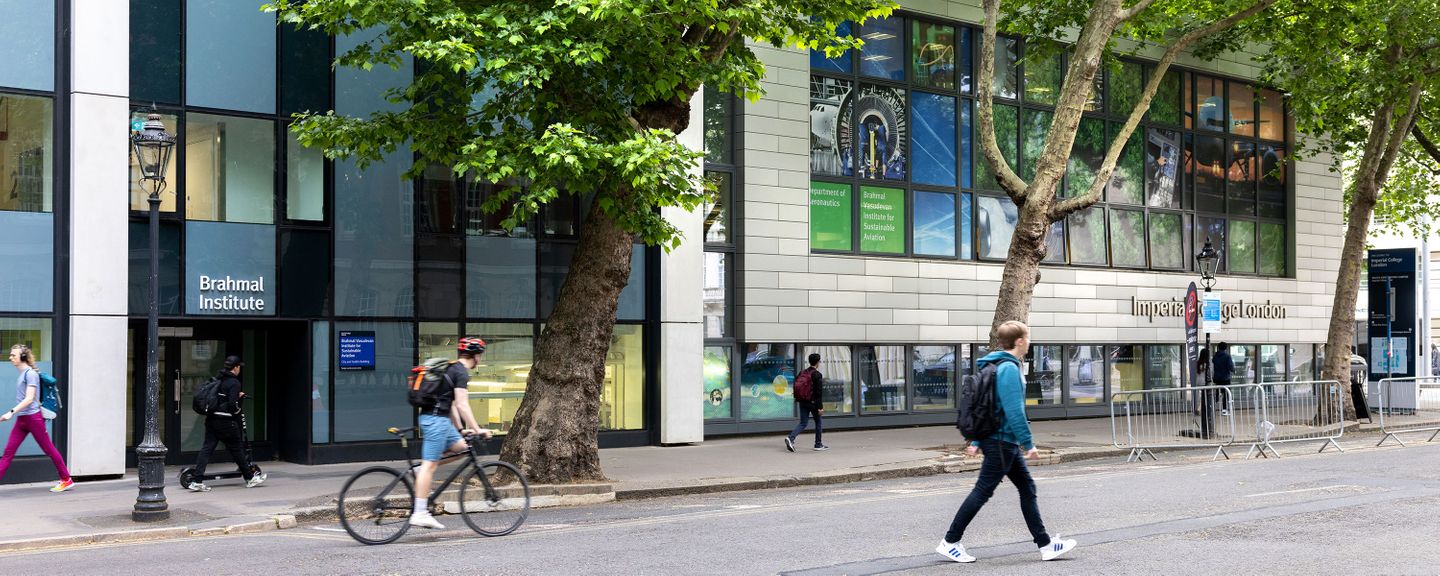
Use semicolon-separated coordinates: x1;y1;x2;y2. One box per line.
994;37;1019;99
184;221;277;316
1290;343;1316;381
805;345;854;414
912;21;956;90
286;131;325;222
810;181;852;251
128;221;181;314
858;345;906;413
976;195;1017;260
1193;135;1226;213
618;245;646;320
0;0;54;91
960;192;973;260
466;181;534;238
1020;109;1051;182
335;148;414;317
959;28;974;93
1106;124;1143;205
703;172;732;244
859;17;904;81
1228;220;1256;274
1023;52;1062;106
1109;345;1144;392
1066;345;1104;404
467;236;536;319
1258;145;1287;219
740;344;796;421
336;28;412;116
280;21;331;116
130;0;181;103
1044;221;1065;264
1229;344;1255;384
1227;141;1257;216
1146;128;1182;208
810;21;853;74
1259;222;1285;276
184;113;276;224
975;104;1018;191
856;84;907;181
810;76;854;177
960;101;973;188
1228;82;1255;136
542;197;577;237
333;321;414;442
703;346;733;420
1258;89;1285;142
311;321;330;443
703;84;733;165
1067;206;1107;265
465;323;534;434
1196;75;1225;132
858;186;905;254
280;229;330;317
1148;212;1184;269
185;0;276;113
1147;345;1182;389
0;94;53;213
418;165;459;235
0;318;52;455
1027;344;1061;406
912;92;957;187
1108;61;1141;117
702;252;728;338
1198;216;1227;271
1110;209;1146;268
1150;69;1182;125
1066;117;1105;197
1259;345;1287;383
416;234;464;320
914;191;957;257
539;243;644;320
912;345;956;411
129;110;178;212
0;212;53;312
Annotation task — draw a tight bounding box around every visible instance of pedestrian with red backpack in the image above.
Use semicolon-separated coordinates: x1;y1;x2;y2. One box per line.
785;353;829;452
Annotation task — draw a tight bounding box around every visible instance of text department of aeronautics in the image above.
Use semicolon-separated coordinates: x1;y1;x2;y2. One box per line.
197;275;268;312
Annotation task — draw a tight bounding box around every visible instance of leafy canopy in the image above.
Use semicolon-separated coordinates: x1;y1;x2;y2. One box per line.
265;0;894;249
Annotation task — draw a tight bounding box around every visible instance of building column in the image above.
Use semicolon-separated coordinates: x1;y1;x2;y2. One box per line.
66;0;130;477
657;91;706;444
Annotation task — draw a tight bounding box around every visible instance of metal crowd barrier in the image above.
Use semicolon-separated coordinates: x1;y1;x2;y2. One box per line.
1376;377;1440;447
1243;380;1346;458
1110;384;1256;462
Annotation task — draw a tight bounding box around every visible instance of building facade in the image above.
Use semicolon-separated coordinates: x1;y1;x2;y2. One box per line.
0;0;1346;484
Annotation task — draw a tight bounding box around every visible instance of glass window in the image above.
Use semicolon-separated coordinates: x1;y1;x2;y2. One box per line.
1258;88;1284;141
129;110;179;212
333;321;414;442
335;148;415;317
1227;141;1257;216
416;237;463;320
618;245;646;321
286;131;325;221
810;21;853;74
1150;69;1181;125
1045;221;1065;264
976;195;1017;260
914;191;957;257
1259;222;1285;276
975;104;1018;191
912;92;957;187
912;345;956;411
960;101;973;188
1020;109;1051;182
703;172;731;243
1198;216;1227;271
0;0;54;91
280;229;330;316
1229;344;1255;384
1147;345;1183;389
810;181;852;251
740;343;796;421
859;186;905;254
1196;75;1225;132
859;17;904;81
539;243;645;320
805;345;854;414
1024;52;1062;106
0;211;53;312
1085;63;1104;112
0;94;53;213
1026;344;1061;406
1109;345;1144;392
131;0;181;103
311;321;330;443
959;28;974;94
186;0;276;113
1066;345;1104;404
1148;212;1184;269
912;21;956;90
1229;220;1256;274
994;37;1019;99
1258;145;1286;219
466;181;534;238
856;84;906;181
336;28;411;116
809;75;854;177
1108;61;1141;117
467;236;536;319
960;192;973;260
418;165;459;235
703;84;733;165
1067;117;1105;197
703;252;728;337
1146;128;1182;208
858;345;905;413
280;21;331;116
1193;135;1226;212
1228;82;1255;136
184;221;276;316
1289;343;1316;381
1259;344;1287;383
1107;124;1143;204
184;113;276;224
1067;206;1107;265
1183;71;1193;129
0;318;52;455
1110;209;1146;267
464;322;534;434
128;221;181;315
703;346;733;420
542;197;577;237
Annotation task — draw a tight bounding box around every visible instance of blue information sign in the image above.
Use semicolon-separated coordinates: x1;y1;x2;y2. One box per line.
338;331;376;371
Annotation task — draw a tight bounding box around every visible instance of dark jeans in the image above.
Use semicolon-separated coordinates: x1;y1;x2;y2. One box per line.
193;417;255;480
788;403;823;447
943;438;1050;547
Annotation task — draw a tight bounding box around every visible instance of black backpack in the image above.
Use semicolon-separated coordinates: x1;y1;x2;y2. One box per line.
192;377;224;416
956;357;1015;441
408;358;456;408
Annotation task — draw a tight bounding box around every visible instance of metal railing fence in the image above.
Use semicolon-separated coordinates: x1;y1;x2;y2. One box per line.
1375;377;1440;447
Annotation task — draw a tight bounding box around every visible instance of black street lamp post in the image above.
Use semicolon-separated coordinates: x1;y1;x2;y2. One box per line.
1196;237;1221;438
130;113;176;522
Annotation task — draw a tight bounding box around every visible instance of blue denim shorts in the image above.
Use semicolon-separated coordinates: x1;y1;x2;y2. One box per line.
419;414;463;461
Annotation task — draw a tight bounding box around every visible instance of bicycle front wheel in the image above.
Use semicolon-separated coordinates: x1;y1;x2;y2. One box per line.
338;466;415;545
459;461;531;536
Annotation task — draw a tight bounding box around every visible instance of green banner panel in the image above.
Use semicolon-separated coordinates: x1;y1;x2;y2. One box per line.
810;181;853;251
860;186;905;254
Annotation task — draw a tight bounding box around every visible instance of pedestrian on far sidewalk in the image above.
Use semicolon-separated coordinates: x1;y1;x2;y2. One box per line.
936;321;1075;563
785;353;828;452
1212;342;1234;416
188;355;265;492
0;344;73;492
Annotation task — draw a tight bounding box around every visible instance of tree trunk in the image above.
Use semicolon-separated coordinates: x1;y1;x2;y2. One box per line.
989;200;1051;347
499;197;635;483
1320;187;1377;422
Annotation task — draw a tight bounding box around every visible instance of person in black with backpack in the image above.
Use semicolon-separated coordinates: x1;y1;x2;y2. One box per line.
785;353;829;452
188;355;264;492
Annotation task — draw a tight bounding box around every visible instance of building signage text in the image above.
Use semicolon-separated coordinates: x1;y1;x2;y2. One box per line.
1132;296;1287;323
197;275;267;312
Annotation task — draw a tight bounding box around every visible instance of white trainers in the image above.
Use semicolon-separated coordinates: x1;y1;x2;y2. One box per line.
784;437;795;452
1040;537;1076;561
245;472;267;488
409;512;445;530
186;481;211;492
936;540;976;563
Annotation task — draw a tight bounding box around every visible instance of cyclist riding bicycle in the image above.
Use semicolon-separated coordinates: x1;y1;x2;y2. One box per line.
410;336;494;529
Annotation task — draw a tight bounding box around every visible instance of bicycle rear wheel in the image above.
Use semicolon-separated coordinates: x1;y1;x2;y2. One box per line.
459;461;531;536
338;466;415;545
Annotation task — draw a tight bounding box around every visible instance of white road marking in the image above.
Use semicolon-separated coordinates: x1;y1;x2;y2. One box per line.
1244;484;1359;498
310;526;348;533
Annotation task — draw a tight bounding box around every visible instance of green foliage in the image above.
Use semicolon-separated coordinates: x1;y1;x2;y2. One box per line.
265;0;895;250
1000;0;1281;68
1372;137;1440;236
978;104;1021;190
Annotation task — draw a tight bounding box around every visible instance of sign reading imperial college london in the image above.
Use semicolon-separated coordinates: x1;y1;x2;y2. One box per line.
197;275;268;312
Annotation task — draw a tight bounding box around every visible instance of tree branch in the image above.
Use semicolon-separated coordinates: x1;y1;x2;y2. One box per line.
977;0;1030;202
1412;123;1440;167
1117;0;1161;23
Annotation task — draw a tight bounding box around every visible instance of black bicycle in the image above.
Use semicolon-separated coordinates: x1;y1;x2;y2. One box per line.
337;426;531;545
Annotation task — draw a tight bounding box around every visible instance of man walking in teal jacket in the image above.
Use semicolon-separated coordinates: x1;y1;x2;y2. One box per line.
936;321;1076;563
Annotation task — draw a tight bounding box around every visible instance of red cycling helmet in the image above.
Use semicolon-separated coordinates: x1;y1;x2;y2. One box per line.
458;337;487;354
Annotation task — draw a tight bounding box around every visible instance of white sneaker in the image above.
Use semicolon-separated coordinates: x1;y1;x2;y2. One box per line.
784;437;795;452
409;512;445;530
1040;537;1076;561
245;472;267;488
936;540;976;563
186;482;211;492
